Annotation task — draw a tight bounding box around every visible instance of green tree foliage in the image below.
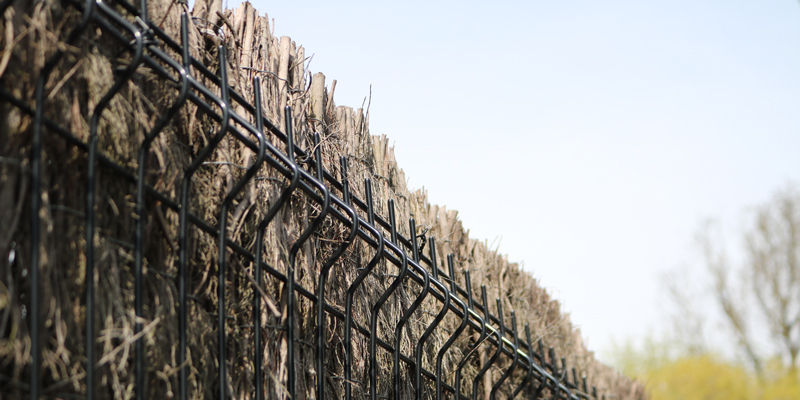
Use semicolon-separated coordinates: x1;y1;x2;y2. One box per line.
607;338;800;400
646;355;753;400
759;359;800;400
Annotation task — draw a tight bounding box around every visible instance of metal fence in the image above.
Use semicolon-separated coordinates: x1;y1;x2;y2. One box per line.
1;0;607;399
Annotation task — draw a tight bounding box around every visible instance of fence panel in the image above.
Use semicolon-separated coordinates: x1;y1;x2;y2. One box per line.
0;1;605;399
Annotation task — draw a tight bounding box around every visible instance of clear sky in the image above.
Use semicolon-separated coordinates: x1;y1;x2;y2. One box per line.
241;0;800;361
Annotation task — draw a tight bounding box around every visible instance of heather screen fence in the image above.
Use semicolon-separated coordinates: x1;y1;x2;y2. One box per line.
0;1;617;399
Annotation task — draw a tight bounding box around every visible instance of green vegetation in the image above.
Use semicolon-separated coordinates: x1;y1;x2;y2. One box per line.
608;338;800;400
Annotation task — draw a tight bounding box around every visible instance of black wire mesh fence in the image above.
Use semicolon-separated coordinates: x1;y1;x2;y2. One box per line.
1;0;613;399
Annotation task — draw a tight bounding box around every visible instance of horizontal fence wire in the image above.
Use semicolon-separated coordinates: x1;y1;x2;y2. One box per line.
1;0;607;399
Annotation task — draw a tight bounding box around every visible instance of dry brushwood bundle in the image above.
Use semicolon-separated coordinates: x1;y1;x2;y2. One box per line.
0;0;645;399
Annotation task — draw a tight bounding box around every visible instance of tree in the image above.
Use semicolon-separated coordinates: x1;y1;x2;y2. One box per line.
698;184;800;375
606;184;800;399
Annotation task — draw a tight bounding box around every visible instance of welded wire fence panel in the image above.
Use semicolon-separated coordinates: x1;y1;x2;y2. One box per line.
0;1;607;399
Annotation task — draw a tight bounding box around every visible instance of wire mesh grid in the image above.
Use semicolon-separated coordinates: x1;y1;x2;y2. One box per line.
0;1;607;399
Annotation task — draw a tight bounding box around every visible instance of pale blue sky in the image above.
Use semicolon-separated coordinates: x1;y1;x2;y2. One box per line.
241;0;800;361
